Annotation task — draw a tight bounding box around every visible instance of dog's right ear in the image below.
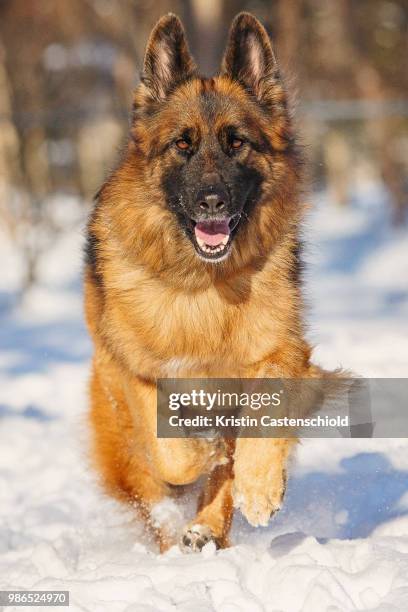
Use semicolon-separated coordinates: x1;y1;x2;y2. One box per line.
221;13;281;109
141;14;197;103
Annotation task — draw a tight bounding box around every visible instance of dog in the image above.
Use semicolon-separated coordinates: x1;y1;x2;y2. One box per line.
84;12;325;553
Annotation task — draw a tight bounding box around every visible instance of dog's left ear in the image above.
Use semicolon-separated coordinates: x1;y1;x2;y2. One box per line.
221;13;282;108
141;14;197;102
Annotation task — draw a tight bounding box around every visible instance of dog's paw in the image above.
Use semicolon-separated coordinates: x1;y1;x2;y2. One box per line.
233;472;286;527
179;523;214;553
233;488;281;527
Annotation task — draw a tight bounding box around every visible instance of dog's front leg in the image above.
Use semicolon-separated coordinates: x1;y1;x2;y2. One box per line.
181;439;235;552
231;356;300;527
233;437;295;526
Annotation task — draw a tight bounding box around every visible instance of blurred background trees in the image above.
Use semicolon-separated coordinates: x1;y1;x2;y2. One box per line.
0;0;407;291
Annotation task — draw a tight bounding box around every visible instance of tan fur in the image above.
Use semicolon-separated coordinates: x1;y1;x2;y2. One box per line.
85;13;323;552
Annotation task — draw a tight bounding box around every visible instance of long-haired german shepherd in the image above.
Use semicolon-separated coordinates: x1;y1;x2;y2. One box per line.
85;12;325;552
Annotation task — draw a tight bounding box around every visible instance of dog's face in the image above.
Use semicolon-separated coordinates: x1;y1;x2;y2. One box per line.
158;88;265;263
131;13;299;265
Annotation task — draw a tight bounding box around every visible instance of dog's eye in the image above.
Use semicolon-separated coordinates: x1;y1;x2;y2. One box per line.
231;138;244;150
176;139;190;151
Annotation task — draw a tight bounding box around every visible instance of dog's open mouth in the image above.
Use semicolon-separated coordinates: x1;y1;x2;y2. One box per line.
192;216;240;262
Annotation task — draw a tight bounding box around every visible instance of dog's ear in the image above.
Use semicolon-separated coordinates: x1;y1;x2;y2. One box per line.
141;14;197;102
221;13;282;107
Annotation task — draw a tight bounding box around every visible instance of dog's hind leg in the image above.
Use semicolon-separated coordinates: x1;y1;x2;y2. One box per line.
89;359;180;552
121;447;187;553
180;440;235;552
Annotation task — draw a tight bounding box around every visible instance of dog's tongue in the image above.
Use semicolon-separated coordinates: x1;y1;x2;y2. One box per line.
194;219;230;247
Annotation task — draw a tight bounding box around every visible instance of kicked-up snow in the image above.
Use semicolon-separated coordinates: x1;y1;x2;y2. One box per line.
1;185;408;611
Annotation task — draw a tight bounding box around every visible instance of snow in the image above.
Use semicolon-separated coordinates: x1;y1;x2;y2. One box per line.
1;184;408;611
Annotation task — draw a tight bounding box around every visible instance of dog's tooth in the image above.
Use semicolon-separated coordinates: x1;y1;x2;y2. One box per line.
197;239;230;258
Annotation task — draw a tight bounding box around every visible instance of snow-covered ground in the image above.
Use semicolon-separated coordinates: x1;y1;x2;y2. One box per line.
1;185;408;611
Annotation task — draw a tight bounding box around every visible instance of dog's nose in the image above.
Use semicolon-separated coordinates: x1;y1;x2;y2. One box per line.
196;185;229;215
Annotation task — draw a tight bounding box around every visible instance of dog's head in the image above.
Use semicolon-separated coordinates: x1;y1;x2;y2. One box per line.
129;13;301;268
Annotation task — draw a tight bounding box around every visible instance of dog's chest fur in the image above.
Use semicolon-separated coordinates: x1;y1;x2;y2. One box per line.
97;254;300;379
